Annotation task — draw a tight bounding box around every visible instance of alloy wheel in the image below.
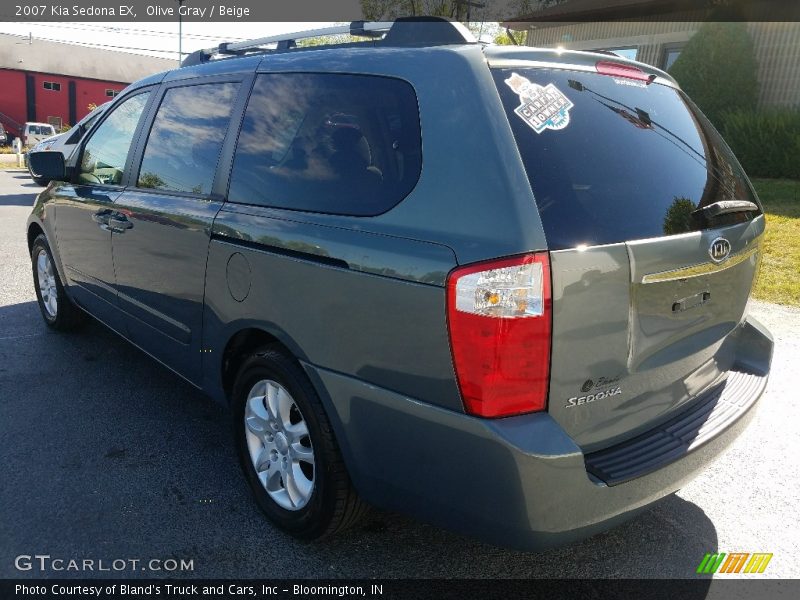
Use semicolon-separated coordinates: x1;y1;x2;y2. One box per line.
36;249;58;319
243;379;315;510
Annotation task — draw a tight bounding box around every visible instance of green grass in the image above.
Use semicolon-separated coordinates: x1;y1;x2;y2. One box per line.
751;179;800;306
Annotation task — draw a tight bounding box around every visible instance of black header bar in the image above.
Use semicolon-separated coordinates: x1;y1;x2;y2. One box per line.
2;0;799;23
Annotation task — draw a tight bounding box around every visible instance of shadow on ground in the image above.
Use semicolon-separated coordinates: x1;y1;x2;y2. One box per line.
0;193;36;207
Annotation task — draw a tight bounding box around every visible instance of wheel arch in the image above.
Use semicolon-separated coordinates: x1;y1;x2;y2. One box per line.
216;325;356;486
27;219;69;287
27;221;45;253
220;326;298;404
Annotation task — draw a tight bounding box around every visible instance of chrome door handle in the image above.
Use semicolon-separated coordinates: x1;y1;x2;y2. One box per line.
92;209;112;225
108;215;133;231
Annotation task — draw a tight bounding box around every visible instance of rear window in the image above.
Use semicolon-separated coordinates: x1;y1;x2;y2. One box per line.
227;73;422;216
492;68;761;250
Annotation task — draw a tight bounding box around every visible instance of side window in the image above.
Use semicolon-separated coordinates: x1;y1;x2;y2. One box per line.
137;82;239;194
67;110;99;145
228;73;422;216
79;92;150;185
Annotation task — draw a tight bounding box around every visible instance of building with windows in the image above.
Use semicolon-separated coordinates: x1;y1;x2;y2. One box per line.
505;0;800;109
0;33;174;140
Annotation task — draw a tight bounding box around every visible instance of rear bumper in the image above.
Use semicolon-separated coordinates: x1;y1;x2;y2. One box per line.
303;316;772;550
584;369;767;486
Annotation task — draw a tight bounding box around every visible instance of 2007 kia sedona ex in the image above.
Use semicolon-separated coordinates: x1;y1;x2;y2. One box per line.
27;18;772;549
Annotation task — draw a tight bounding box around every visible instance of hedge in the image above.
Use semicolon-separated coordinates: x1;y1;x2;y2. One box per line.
668;22;759;129
721;110;800;179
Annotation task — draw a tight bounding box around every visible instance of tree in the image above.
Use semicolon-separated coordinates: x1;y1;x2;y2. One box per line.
297;33;353;47
360;1;472;20
494;28;526;45
668;22;759;129
138;172;167;189
663;197;696;236
359;1;566;21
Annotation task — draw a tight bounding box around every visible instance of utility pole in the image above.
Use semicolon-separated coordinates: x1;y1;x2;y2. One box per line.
176;0;186;66
453;0;485;21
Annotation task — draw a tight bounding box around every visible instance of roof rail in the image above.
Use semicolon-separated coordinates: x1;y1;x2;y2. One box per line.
181;17;476;68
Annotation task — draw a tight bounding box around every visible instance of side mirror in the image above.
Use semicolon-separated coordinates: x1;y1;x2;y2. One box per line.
28;151;66;181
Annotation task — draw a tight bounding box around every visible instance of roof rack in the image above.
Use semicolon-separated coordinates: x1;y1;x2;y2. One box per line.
181;17;476;67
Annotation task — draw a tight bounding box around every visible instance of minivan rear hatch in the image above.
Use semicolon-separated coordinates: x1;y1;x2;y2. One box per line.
491;61;764;450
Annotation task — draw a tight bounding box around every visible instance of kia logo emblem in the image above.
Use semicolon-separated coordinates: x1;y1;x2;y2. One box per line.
708;237;732;263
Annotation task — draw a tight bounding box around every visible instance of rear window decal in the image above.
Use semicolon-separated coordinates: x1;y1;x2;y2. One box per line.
504;73;574;134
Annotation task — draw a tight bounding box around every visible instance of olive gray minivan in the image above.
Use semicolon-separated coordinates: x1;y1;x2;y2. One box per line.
27;18;773;550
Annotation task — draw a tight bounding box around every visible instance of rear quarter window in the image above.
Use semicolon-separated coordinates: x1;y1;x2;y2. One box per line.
492;68;761;250
227;73;422;216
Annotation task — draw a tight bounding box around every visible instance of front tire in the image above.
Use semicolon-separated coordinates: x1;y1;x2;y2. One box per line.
232;346;367;539
31;234;84;330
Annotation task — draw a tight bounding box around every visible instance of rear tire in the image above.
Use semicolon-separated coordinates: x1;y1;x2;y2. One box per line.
232;345;367;539
31;234;85;331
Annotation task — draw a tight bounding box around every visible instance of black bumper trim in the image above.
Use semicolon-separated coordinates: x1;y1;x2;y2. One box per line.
584;369;767;486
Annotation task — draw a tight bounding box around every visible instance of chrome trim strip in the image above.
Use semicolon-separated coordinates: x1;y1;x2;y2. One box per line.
641;247;759;284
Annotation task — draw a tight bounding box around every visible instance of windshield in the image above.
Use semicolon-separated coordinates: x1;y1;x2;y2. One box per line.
492;68;761;250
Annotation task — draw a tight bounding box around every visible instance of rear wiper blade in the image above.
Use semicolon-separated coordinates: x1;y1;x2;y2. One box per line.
692;200;759;218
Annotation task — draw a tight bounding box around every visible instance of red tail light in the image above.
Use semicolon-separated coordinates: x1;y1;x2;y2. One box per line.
446;253;552;418
595;60;655;83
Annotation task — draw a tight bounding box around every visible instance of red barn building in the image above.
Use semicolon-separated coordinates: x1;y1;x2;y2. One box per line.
0;33;174;140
